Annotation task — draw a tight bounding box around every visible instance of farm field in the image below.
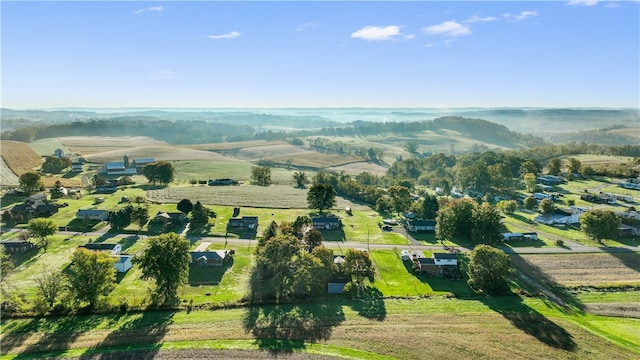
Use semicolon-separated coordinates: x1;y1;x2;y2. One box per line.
0;140;43;175
59;136;167;155
1;297;638;359
171;160;304;185
510;253;640;287
82;145;230;163
28;138;70;157
187;140;287;151
147;184;369;210
328;161;388;177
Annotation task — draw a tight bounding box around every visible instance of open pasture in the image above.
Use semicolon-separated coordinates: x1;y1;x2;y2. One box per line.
186;140;287;151
560;154;640;170
59;136;167;155
0;157;19;186
172;160;310;185
28;138;70;157
147;185;369;210
270;152;366;169
83;145;230;163
328;161;388;176
235;144;313;161
511;253;640;287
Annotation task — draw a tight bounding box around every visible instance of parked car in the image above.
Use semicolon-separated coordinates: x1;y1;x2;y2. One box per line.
381;225;393;231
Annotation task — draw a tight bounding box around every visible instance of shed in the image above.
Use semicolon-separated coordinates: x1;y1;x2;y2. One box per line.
115;255;133;273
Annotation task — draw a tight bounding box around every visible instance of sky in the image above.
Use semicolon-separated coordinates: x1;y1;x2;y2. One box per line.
1;1;639;109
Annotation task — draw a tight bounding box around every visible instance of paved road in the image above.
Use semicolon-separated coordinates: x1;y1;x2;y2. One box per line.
3;227;638;255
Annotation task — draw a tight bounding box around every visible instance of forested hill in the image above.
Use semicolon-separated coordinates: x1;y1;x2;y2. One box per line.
273;116;544;148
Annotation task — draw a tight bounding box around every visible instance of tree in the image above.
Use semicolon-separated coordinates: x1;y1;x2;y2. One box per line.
19;172;43;194
343;249;375;294
387;185;411;215
435;206;456;241
292;215;311;239
66;248;117;308
568;157;582;175
261;221;279;244
539;198;556;214
523;173;538;193
307;183;337;213
190;201;209;230
35;268;65;309
109;206;133;230
467;245;512;295
471;203;503;245
420;193;439;219
405;141;419;154
519;160;540;177
497;200;518;215
142;161;175;186
547;158;562;176
251;166;272;186
303;228;324;252
28;218;57;251
131;207;149;234
136;232;191;304
580;209;620;244
435;198;477;240
293;171;307;188
523;196;537;210
177;199;193;214
41;156;71;174
255;234;301;301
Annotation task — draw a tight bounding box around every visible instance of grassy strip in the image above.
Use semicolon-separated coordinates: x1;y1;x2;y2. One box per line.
0;339;395;360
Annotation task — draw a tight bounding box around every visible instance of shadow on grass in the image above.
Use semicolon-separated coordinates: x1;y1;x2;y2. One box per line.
77;310;175;359
243;300;345;354
188;259;233;286
318;228;346;242
117;235;139;251
510;213;538;225
480;295;578;351
346;286;386;321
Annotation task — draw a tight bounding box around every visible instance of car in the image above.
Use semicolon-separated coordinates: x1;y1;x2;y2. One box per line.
400;250;411;261
381;225;393;231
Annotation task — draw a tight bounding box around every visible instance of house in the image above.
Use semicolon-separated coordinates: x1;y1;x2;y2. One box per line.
79;243;122;255
312;216;341;230
580;193;616;204
227;216;259;230
415;257;438;275
327;276;350;294
115;255;133;273
153;211;186;224
433;253;458;266
9;193;58;220
537;175;566;186
76;209;110;221
535;208;583;225
190;250;231;266
503;232;538;241
53;148;65;158
406;219;436;232
1;239;35;253
71;162;83;172
208;178;239;186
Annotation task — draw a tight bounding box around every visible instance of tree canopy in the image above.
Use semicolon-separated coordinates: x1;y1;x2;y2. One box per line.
66;248;117;308
467;245;512;295
251;166;272;186
136;232;191;304
19;172;43;194
580;209;620;244
28;218;57;251
307;183;337;213
177;199;193;214
142;161;175;186
342;249;375;294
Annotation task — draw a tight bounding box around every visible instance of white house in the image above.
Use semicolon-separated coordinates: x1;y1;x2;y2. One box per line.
433;253;458;266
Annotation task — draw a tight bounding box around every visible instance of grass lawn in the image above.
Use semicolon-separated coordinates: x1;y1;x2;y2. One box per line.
172;160;309;186
369;249;472;297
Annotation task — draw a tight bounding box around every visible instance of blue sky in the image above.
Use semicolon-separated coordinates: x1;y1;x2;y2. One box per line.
2;1;639;108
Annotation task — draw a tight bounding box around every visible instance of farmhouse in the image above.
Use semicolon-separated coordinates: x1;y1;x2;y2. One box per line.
227;216;259;230
96;180;119;194
1;239;35;253
406;219;436;232
9;193;58;220
190;250;231;266
71;162;83;172
312;216;341;230
76;209;110;221
53;148;65;158
503;232;538;242
103;155;154;175
537;175;566;186
153;211;186;224
580;193;616;204
79;242;122;255
535;208;583;225
414;252;458;276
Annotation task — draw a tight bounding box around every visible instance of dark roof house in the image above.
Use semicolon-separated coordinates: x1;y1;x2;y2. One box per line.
153;211;187;224
79;243;122;255
190;250;231;266
312;216;341;230
10;193;58;220
406;219;436;232
227;216;259;230
1;239;35;253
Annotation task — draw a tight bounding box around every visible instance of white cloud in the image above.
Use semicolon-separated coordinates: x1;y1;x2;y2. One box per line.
422;43;434;48
134;5;165;15
604;2;621;8
568;0;600;6
350;25;411;41
503;11;539;22
208;31;242;40
464;15;498;23
295;22;319;32
424;21;471;37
